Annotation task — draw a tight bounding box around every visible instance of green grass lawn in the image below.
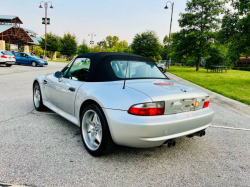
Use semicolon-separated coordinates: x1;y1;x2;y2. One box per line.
168;66;250;105
49;59;70;63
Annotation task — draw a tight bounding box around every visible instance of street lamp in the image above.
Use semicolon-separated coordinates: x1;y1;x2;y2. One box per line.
88;33;96;48
39;1;53;59
164;1;174;69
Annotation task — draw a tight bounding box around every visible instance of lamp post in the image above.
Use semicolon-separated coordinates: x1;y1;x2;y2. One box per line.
39;1;53;59
88;33;96;48
164;1;174;69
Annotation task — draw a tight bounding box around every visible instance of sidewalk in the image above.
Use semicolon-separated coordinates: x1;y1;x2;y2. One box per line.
166;72;250;119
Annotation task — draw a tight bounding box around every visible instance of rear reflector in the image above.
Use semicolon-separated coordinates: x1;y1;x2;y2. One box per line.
203;101;209;108
128;102;165;116
154;82;174;86
1;55;7;58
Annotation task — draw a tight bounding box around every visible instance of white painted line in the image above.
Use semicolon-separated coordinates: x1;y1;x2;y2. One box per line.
210;125;250;131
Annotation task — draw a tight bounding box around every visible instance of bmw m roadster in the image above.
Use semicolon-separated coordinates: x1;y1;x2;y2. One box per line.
33;52;214;156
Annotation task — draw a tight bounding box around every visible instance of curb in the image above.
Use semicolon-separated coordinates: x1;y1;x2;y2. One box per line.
166;72;250;119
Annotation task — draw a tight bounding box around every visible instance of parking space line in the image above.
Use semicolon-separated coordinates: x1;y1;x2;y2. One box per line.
210;125;250;131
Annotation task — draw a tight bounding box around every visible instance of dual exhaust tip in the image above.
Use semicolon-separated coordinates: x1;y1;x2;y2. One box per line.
163;130;206;147
187;130;206;138
164;139;176;147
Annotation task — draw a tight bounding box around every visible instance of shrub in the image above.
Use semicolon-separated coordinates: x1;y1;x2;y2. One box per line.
186;60;196;66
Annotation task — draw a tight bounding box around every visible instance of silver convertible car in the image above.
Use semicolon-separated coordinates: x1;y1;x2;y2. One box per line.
33;52;214;156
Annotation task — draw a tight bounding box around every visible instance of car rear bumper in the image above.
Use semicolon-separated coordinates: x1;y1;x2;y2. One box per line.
104;107;214;148
1;61;16;65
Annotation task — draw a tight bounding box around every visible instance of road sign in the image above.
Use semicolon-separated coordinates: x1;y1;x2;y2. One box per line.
42;18;50;25
90;41;94;44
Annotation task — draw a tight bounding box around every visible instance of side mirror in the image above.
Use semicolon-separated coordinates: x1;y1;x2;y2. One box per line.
54;71;63;82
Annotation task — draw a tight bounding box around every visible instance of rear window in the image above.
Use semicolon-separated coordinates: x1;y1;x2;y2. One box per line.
110;61;168;79
1;51;12;55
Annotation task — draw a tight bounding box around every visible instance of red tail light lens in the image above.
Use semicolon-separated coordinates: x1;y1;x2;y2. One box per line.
203;101;209;108
1;55;7;58
203;96;209;108
13;57;15;58
128;102;165;116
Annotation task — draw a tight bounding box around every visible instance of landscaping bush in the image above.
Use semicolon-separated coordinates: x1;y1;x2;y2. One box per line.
186;60;196;66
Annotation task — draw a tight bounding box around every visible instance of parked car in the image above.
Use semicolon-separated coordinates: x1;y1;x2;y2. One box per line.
157;63;166;73
13;52;48;67
33;52;214;156
0;50;16;67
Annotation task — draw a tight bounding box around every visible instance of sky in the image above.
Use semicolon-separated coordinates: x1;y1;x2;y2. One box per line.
0;0;227;46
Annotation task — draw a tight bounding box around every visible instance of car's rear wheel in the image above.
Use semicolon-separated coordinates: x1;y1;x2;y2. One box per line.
80;104;115;156
6;64;12;67
33;82;45;111
32;61;37;67
159;67;163;72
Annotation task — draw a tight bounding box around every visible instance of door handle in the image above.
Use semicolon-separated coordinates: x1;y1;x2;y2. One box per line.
68;87;75;92
43;80;48;84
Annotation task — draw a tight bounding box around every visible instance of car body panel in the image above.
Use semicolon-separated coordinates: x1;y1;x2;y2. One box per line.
0;50;16;65
33;52;214;148
13;52;48;66
103;107;214;147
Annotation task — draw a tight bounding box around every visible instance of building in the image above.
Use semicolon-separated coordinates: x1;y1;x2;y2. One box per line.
0;15;41;53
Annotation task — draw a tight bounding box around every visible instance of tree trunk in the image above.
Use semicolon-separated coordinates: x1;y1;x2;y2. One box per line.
196;56;200;71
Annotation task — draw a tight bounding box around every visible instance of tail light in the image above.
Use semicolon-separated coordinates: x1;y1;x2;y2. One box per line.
203;96;210;108
1;55;7;58
13;57;15;59
128;101;165;116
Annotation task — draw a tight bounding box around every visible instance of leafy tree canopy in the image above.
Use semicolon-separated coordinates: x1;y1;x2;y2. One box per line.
59;32;77;59
177;0;226;70
39;32;60;53
131;30;162;61
77;40;90;55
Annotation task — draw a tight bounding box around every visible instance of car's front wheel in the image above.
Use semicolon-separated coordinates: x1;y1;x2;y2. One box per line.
33;82;45;111
80;104;115;156
32;61;37;67
159;67;163;72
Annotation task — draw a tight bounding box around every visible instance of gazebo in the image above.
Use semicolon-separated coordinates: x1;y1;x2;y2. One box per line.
0;15;41;53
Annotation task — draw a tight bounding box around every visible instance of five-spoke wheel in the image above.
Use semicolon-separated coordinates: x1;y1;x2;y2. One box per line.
80;104;115;156
82;110;103;151
33;82;45;111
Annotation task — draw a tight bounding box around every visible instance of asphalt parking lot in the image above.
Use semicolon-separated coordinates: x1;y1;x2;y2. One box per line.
0;62;250;187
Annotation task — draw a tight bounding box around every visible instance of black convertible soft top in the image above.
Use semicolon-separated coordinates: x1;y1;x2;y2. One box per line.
76;52;156;82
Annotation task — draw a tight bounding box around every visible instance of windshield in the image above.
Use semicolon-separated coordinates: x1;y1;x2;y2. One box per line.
110;61;168;79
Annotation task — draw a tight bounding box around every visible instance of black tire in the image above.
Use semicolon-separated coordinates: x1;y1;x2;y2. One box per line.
159;67;163;72
6;64;12;67
33;82;46;111
31;61;37;67
80;104;115;156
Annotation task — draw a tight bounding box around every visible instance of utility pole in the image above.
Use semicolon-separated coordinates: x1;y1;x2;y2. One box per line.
164;1;174;69
39;1;53;59
88;33;96;48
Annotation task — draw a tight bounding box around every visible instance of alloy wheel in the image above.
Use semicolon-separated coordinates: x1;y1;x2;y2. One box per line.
82;110;103;151
34;86;41;108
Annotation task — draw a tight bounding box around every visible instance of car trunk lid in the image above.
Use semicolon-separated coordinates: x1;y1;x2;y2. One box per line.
126;79;209;114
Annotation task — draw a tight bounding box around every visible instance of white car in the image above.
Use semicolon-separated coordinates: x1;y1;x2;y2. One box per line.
0;50;16;67
33;52;214;156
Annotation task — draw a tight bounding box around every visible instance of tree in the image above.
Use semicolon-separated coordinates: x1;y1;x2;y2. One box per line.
39;32;60;59
59;32;77;60
178;0;226;70
105;35;120;48
217;1;250;66
163;35;169;45
131;30;161;60
119;40;128;47
78;40;90;55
